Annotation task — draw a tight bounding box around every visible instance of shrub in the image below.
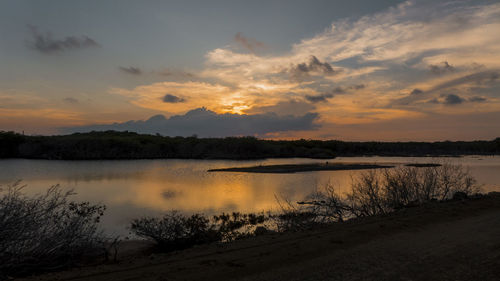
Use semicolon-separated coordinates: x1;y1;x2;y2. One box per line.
299;182;350;223
213;212;269;241
332;163;479;218
348;170;389;217
130;212;220;251
348;163;479;216
130;211;271;251
273;196;321;232
274;210;319;232
286;163;480;222
0;182;106;278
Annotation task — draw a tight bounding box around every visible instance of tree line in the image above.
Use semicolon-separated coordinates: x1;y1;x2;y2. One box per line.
0;130;499;160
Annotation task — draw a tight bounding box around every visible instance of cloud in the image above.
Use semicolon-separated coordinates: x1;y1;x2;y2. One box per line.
162;94;185;103
294;83;367;106
293;2;500;65
331;87;345;94
428;98;439;104
393;70;500;106
63;97;79;104
158;69;195;78
305;93;334;103
108;1;500;141
426;94;488;106
27;25;99;54
317;111;500;141
203;1;500;84
110;81;238;114
119;66;142;75
349;84;365;90
443;94;464;105
234;32;265;53
246;100;316;116
61;107;319;137
431;70;499;92
290;56;338;80
469;96;487;102
305;84;365;102
429;61;455;74
410;89;424;95
325;84;366;97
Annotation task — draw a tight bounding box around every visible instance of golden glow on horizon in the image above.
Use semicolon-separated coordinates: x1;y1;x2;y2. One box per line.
1;2;500;140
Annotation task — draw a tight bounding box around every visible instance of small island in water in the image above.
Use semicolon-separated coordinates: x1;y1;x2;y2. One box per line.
209;163;395;173
209;162;443;173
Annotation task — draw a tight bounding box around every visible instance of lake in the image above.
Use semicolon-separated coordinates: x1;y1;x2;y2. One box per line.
1;156;499;235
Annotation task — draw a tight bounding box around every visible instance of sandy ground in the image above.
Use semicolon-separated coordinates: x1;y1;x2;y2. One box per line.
21;194;500;281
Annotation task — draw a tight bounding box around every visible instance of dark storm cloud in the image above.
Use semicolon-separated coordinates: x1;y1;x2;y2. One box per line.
443;94;464;105
429;61;455;74
305;93;334;103
290;56;339;80
162;94;185;103
234;32;265;53
61;107;319;137
27;25;99;54
119;66;142;75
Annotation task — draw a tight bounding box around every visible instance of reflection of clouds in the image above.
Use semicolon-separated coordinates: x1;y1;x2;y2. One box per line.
130;176;271;213
0;159;151;184
221;202;238;211
161;190;180;199
64;171;146;183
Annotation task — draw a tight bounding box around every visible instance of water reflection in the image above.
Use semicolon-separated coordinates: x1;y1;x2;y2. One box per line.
0;156;499;235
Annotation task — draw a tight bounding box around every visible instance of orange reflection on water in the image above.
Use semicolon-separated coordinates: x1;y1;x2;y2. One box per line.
2;157;500;235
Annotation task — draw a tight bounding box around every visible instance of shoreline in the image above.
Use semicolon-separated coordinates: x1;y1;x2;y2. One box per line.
2;132;499;160
208;162;443;173
208;163;395;173
22;193;500;281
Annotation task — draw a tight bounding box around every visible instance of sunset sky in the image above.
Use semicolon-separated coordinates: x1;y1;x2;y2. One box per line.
1;0;500;140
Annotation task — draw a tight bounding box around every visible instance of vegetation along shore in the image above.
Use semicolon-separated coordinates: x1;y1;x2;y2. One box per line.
3;163;498;280
1;131;500;160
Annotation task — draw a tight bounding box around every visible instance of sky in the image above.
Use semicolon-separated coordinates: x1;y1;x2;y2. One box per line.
1;0;500;140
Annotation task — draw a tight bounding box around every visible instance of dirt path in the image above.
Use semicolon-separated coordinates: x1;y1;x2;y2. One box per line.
23;195;500;281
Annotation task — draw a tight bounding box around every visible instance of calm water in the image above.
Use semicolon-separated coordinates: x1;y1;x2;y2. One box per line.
1;156;499;235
